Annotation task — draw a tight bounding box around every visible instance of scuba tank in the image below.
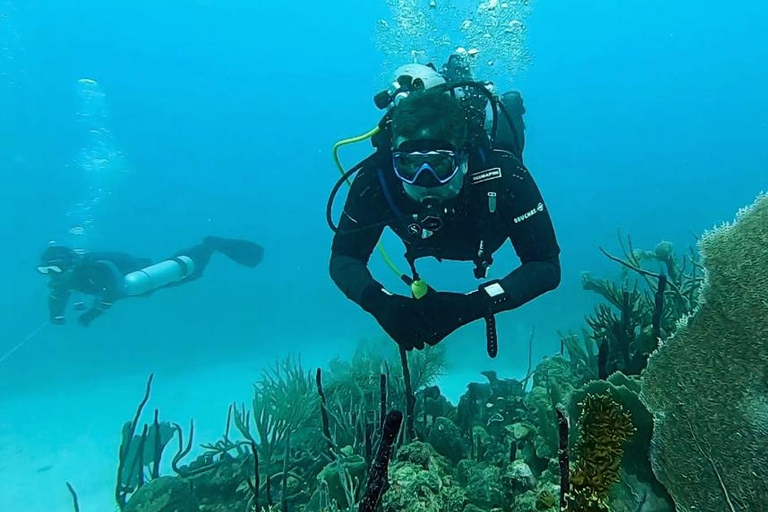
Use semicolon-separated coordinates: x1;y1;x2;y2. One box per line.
123;256;196;296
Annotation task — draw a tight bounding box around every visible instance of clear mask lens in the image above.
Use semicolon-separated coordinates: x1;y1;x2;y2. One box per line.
393;150;462;185
37;265;62;275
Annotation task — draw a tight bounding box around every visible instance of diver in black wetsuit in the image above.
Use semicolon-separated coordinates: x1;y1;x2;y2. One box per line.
329;60;561;352
36;236;264;326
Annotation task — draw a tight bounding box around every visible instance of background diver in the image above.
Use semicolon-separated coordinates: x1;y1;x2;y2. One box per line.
36;236;264;327
328;57;561;353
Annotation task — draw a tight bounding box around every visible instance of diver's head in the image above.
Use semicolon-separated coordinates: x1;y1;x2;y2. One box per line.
391;88;470;204
37;245;78;278
375;63;447;110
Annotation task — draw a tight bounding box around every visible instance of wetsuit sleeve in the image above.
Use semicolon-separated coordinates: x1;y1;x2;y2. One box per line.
78;261;124;326
48;282;71;323
495;159;561;311
329;167;388;306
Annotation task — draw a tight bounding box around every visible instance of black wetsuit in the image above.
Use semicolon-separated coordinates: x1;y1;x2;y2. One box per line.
330;145;561;313
48;244;214;326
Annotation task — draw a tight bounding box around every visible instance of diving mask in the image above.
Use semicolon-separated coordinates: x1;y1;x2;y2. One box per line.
392;148;467;187
37;265;63;275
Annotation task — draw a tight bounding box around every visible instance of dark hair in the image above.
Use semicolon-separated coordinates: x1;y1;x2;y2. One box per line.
391;90;468;148
40;245;77;269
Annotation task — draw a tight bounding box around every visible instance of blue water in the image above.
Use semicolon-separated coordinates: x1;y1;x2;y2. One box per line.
0;0;766;507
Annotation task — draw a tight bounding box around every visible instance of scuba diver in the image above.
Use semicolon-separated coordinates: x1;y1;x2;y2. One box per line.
36;236;264;327
328;54;561;354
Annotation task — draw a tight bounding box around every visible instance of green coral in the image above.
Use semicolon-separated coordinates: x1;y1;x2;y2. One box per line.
500;459;536;505
568;374;649;482
255;354;318;432
518;356;581;467
457;371;526;437
427;417;468;464
560;330;600;382
524;357;577;466
583;234;704;378
234;355;319;471
326;339;391;403
328;340;448;402
124;477;199;512
396;441;453;476
568;393;636;512
642;193;768;511
568;374;674;511
535;488;557;510
409;344;450;392
314;455;368;508
325;340;449;447
532;356;578;403
383;462;464;512
458;461;504;509
381;441;465;512
523;386;557;461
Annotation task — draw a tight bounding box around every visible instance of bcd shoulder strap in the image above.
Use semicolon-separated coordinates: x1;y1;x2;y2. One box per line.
465;149;514;278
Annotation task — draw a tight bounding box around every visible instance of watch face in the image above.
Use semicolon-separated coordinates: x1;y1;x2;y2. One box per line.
408;223;422;237
483;282;505;297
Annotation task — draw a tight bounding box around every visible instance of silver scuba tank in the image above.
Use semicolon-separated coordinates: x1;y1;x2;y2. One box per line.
123;256;196;296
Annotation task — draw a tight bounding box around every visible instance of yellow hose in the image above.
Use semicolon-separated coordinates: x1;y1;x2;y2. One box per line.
332;126;381;182
331;126;403;279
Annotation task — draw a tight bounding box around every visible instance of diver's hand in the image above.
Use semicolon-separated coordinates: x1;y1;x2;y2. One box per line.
50;316;66;326
361;286;433;351
78;310;99;327
418;291;489;346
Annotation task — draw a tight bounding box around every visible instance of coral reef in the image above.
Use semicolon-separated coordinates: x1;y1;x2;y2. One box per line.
427;417;467;464
104;193;768;512
581;235;703;378
113;348;572;512
124;477;199;512
382;442;465;512
567;393;636;511
642;193;768;511
112;351;645;512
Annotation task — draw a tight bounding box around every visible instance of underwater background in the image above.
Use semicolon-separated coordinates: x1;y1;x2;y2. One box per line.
0;0;766;511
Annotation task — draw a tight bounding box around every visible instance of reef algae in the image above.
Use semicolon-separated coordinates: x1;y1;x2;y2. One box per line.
642;193;768;511
567;393;636;511
568;375;674;511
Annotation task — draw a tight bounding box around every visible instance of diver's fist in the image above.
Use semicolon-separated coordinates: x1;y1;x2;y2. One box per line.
51;316;65;325
361;285;430;351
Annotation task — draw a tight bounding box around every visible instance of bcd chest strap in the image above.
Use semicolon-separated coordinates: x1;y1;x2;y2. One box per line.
468;164;509;279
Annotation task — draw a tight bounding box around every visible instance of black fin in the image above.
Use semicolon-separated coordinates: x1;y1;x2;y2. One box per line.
204;236;264;267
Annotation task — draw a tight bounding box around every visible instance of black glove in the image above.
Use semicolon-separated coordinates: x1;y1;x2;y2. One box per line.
417;280;513;346
418;290;489;346
50;315;66;325
78;310;99;327
361;285;434;351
